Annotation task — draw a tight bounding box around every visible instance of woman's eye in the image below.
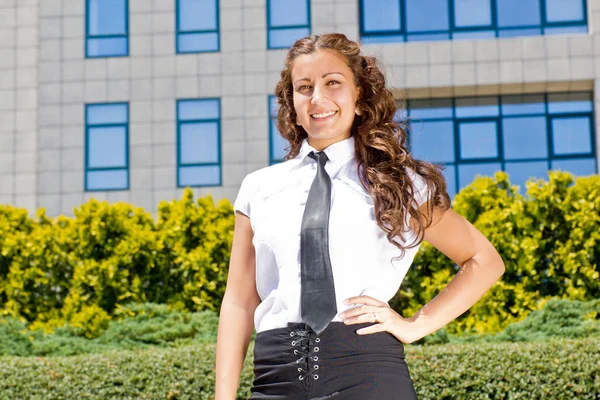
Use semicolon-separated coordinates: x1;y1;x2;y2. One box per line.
298;85;310;90
327;80;340;85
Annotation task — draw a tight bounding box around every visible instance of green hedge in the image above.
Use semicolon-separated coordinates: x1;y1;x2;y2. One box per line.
1;337;598;399
1;298;599;398
0;303;223;357
3;298;597;357
420;297;600;345
393;170;600;335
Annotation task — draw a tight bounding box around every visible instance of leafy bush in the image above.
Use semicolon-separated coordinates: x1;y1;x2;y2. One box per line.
393;171;600;335
0;337;598;399
481;297;600;343
0;189;233;336
2;171;599;339
0;317;33;357
0;303;221;357
418;297;600;345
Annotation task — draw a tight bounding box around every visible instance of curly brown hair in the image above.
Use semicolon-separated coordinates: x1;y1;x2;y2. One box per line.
273;33;452;260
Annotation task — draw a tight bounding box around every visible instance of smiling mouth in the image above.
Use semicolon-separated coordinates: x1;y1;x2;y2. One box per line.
310;110;338;120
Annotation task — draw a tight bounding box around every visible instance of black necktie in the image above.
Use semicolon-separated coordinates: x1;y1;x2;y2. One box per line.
300;151;337;335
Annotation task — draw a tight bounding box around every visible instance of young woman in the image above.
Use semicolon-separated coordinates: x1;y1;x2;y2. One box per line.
215;33;505;400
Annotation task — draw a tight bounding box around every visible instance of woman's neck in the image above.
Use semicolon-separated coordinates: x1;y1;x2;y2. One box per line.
307;132;352;151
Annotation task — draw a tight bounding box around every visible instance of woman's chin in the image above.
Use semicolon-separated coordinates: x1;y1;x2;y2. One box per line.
306;126;350;140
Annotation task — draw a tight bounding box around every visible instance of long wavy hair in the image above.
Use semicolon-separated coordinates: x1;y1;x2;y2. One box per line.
273;33;451;259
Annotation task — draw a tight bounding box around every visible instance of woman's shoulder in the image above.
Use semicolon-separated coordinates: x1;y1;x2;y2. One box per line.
240;158;299;192
235;160;298;218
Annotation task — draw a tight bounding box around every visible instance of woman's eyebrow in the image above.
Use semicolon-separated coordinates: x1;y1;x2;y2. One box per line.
294;72;344;85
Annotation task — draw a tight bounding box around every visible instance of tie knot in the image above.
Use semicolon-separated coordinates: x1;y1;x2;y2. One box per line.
308;151;329;166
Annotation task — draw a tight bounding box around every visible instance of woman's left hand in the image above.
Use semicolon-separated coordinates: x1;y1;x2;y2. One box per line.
338;295;423;344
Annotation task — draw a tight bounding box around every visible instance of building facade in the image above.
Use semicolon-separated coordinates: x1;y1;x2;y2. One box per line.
0;0;598;217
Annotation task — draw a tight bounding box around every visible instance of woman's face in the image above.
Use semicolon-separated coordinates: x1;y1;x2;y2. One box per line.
291;49;360;150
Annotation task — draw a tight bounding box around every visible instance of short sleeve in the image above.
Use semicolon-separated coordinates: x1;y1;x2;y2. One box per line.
406;168;432;208
233;173;254;218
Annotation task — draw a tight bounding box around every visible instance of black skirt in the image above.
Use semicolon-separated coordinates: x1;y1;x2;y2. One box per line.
249;321;418;400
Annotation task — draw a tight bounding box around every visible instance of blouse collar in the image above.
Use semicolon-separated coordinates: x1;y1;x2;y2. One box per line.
297;135;355;164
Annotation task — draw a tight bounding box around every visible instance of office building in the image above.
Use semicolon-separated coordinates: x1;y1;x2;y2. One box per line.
0;0;597;216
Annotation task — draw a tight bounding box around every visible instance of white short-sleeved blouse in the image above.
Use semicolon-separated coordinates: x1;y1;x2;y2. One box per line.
234;136;431;333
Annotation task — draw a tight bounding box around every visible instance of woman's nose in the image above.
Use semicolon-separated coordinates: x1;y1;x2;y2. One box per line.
311;84;327;104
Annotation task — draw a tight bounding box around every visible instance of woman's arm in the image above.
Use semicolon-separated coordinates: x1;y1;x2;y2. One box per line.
339;202;505;342
215;212;260;400
407;203;506;340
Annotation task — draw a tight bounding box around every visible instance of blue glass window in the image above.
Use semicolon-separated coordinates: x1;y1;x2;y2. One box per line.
458;162;502;188
545;0;585;23
363;0;401;33
551;158;596;175
497;0;541;28
177;99;222;187
86;0;128;57
552;117;592;155
497;28;542;38
545;25;588;35
453;30;495;39
267;0;311;49
459;121;498;159
406;0;449;32
407;92;596;198
441;165;457;199
410;120;455;163
455;97;499;118
454;0;492;27
85;103;129;191
501;94;546;115
409;98;453;119
505;161;549;191
176;0;219;53
548;93;593;113
502;117;548;159
269;95;289;164
360;0;588;44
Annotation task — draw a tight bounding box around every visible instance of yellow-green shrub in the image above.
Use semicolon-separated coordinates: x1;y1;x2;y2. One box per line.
0;189;233;335
2;172;599;338
392;170;600;335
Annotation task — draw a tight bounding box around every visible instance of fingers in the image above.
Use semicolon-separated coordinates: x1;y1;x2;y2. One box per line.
340;296;392;333
341;310;377;325
356;323;385;335
338;305;387;324
344;295;387;307
338;304;378;319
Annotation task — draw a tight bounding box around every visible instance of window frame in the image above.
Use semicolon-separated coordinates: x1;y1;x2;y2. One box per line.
85;0;130;58
403;92;597;197
359;0;588;43
176;98;223;188
175;0;221;54
84;102;130;192
266;0;312;49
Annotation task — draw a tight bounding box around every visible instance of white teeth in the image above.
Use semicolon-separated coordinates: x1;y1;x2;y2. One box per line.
311;111;337;119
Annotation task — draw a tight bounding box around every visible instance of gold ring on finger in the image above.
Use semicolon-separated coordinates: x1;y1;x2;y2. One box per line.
373;312;380;323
